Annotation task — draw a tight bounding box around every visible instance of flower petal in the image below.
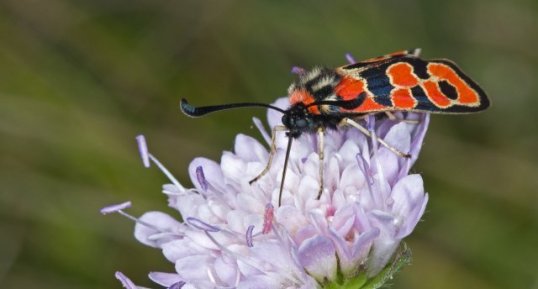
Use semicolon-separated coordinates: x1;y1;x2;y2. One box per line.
100;201;131;215
267;98;288;129
298;236;337;282
188;158;225;193
234;134;268;162
115;271;139;289
175;254;213;281
135;211;183;248
391;174;426;219
148;272;184;287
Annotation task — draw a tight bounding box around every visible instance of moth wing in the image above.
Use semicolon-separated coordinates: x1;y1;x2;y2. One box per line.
415;59;489;112
336;57;489;114
338;48;421;72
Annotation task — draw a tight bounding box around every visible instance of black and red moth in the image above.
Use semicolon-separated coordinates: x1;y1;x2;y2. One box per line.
181;49;489;205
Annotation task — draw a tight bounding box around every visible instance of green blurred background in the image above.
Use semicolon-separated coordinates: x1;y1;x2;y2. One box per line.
1;0;537;288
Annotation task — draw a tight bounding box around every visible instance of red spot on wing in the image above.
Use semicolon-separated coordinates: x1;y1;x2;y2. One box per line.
335;77;386;113
391;88;416;109
384;60;482;110
355;97;386;112
428;63;480;105
422;80;451;107
335;77;387;113
335;77;365;101
387;63;419;87
385;62;421;109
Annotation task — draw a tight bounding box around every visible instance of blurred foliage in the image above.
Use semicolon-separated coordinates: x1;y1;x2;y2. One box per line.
0;0;537;288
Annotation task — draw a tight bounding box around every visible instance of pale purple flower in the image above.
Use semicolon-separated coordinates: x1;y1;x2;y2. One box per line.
101;201;132;215
115;271;139;289
345;53;356;64
104;97;430;288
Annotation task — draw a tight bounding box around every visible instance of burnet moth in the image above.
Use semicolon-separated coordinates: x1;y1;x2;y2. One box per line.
180;49;489;206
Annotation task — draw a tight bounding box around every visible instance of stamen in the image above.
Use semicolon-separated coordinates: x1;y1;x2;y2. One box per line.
356;153;380;207
291;66;305;74
148;154;185;191
136;135;185;191
101;201;165;233
123;212;164;233
367;117;381;155
196;166;209;191
246;225;254;247
136;135;151;168
186;217;220;232
168;281;186;289
100;201;131;215
345;53;356;64
355;154;374;186
366;114;376;131
262;203;274;234
115;271;138;289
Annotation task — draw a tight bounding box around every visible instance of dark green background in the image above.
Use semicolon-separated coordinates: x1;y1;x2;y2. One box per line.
1;1;537;288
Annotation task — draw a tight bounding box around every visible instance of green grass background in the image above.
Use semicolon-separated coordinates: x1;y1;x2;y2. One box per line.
1;0;537;288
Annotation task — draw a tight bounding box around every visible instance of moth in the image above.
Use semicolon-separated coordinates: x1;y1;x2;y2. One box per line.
180;49;489;206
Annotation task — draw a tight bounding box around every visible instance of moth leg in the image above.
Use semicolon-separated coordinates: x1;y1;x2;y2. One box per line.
384;111;419;124
384;111;397;120
341;118;411;158
249;125;288;185
316;127;325;200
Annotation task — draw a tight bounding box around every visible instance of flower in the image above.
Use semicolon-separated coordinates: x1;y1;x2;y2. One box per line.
104;97;430;289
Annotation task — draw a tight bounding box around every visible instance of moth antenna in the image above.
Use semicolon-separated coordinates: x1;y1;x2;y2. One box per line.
180;98;286;117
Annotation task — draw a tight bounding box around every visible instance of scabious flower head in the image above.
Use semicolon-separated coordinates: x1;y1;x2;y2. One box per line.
106;97;430;289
